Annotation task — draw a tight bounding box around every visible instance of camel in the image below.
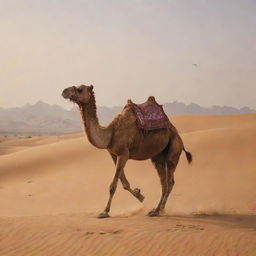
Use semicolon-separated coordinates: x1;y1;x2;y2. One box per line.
62;85;192;218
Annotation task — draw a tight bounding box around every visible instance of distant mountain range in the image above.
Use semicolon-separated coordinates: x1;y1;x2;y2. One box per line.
0;101;255;135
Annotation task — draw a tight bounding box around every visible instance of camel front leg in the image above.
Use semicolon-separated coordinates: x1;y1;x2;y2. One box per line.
109;152;144;202
120;172;145;202
98;152;129;218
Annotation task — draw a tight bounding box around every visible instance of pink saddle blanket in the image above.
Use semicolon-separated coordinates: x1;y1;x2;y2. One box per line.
129;96;171;130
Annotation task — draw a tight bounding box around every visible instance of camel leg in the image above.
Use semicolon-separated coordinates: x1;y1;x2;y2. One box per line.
120;172;145;202
109;152;144;202
148;136;183;217
158;161;177;212
159;137;183;212
147;157;167;217
98;152;129;218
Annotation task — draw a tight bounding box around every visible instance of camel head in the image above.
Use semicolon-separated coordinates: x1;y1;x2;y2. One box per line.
62;85;94;105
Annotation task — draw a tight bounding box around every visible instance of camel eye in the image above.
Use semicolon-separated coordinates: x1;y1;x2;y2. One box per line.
77;88;83;93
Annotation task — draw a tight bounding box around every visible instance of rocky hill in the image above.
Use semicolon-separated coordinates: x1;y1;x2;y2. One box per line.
0;101;254;135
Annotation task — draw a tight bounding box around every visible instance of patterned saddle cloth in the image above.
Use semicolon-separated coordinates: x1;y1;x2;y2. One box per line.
129;96;171;130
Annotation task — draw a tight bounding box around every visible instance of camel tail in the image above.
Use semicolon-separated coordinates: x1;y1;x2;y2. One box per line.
183;147;192;164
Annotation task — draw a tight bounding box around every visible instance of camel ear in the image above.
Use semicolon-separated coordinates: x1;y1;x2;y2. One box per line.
89;85;94;91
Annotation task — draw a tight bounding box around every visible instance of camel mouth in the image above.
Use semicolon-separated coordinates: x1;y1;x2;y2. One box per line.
69;97;78;104
66;95;78;104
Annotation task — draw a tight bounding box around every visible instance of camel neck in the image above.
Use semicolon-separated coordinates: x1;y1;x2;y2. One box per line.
79;93;112;149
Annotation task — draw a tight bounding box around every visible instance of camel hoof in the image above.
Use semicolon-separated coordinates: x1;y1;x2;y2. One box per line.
146;209;160;217
134;188;145;202
97;212;110;219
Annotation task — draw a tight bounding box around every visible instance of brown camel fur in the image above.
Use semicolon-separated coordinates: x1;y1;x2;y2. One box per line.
62;84;192;218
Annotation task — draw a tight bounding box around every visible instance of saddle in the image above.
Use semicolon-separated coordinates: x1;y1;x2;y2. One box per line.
128;96;171;130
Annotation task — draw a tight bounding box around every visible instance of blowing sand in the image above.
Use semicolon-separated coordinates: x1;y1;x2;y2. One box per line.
0;114;256;256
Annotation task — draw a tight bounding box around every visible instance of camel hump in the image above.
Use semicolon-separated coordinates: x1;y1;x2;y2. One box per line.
127;99;133;104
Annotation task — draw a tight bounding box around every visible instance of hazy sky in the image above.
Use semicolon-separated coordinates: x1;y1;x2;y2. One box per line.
0;0;256;109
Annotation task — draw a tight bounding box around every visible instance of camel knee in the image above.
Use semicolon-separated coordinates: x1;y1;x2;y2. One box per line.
121;178;131;190
109;183;117;195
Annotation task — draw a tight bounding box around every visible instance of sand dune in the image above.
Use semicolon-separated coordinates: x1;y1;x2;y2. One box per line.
171;113;256;133
0;114;256;255
0;133;83;155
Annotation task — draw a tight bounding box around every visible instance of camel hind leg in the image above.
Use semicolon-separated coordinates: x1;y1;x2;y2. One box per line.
148;146;169;217
159;135;183;212
148;155;167;217
148;135;183;217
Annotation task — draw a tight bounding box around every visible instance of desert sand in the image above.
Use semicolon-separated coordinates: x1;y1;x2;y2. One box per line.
0;114;256;256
